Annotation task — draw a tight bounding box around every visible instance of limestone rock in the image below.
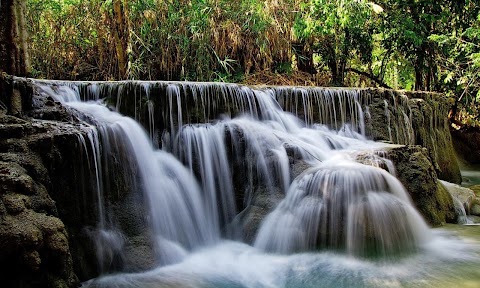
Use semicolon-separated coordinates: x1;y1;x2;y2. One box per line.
2;193;31;214
380;145;457;226
440;181;476;211
469;185;480;196
234;188;284;244
363;89;461;183
471;204;480;216
0;110;80;287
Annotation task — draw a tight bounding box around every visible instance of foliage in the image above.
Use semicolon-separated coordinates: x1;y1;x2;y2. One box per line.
26;0;293;82
429;3;480;126
22;0;480;123
375;0;448;91
293;0;382;85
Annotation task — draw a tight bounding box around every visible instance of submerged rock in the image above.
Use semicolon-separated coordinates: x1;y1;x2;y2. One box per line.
440;181;476;212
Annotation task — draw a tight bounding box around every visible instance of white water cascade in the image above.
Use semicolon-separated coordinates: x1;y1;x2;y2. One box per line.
36;83;220;267
30;79;480;288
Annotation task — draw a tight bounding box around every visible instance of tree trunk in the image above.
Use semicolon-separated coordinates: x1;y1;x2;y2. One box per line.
0;0;29;76
293;41;316;74
112;0;131;79
0;0;30;116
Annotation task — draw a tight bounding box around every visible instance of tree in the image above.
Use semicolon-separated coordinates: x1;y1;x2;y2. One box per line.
293;0;382;86
377;0;450;91
111;0;131;79
430;2;480;125
0;0;30;116
0;0;30;76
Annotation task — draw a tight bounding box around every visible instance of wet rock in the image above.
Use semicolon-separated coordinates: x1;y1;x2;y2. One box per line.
22;250;42;271
471;204;480;216
122;234;157;272
470;204;480;216
0;110;82;287
234;188;284;244
468;185;480;196
2;193;31;214
290;159;312;179
440;181;476;212
0;162;36;195
380;145;457;226
363;89;461;183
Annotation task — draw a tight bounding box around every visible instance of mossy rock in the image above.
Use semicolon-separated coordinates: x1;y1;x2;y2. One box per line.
383;145;457;226
469;185;480;197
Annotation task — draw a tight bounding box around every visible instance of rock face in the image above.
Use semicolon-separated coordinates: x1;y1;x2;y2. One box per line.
380;145;457;226
33;80;460;184
361;89;461;184
0;112;80;287
1;78;158;287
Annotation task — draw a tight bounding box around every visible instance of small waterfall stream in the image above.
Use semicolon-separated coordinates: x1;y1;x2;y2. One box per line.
31;80;480;288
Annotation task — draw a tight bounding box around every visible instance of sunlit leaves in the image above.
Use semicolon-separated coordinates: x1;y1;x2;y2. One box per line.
444;71;454;84
292;0;381;84
428;5;480;123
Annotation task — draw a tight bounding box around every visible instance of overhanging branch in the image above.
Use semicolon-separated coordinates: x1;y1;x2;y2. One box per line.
347;68;392;89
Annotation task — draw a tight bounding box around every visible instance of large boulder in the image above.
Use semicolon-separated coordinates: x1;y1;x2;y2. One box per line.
381;145;457;226
232;158;311;244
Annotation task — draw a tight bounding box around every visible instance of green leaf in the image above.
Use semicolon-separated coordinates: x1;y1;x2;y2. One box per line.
444;71;454;83
471;53;480;68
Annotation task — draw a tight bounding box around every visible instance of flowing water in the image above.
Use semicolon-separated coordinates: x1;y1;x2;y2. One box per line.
31;80;480;287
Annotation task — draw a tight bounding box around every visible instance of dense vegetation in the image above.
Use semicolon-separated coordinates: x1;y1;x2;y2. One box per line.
20;0;480;124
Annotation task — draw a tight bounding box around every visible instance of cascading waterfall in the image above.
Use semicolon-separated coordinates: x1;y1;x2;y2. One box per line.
27;79;480;288
174;123;236;234
36;83;220;266
254;159;430;257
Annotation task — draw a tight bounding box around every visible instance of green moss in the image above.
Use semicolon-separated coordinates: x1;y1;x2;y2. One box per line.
468;185;480;197
387;146;457;226
435;181;457;223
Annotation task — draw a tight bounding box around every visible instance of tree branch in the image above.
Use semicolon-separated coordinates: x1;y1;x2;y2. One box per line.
346;68;392;89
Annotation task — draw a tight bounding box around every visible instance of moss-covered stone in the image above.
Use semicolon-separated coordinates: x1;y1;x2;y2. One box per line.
362;90;461;184
470;185;480;196
383;145;457;226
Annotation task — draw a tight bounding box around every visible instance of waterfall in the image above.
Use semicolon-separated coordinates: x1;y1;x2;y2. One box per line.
254;159;430;257
440;180;475;225
32;79;431;256
24;78;476;288
36;82;220;267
